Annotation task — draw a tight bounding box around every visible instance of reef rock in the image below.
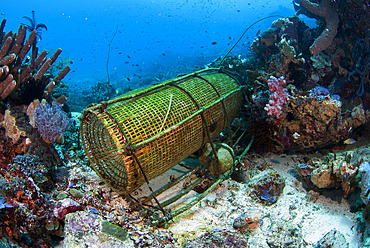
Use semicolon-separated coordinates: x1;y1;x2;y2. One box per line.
233;208;263;233
280;92;369;150
315;229;348;248
182;229;248;248
53;198;83;220
247;169;285;205
63;211;134;248
297;147;370;201
0;109;27;143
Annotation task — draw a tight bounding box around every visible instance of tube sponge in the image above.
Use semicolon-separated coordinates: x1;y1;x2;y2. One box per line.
297;0;339;56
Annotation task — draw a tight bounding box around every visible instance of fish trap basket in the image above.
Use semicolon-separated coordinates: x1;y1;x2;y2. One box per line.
80;68;242;194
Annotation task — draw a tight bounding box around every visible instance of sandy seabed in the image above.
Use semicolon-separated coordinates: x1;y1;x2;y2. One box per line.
163;154;361;247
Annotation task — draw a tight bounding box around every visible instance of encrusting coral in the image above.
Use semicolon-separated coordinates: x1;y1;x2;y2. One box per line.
294;0;339;56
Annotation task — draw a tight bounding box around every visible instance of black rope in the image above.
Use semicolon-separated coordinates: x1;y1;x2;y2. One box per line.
106;25;118;83
218;15;284;67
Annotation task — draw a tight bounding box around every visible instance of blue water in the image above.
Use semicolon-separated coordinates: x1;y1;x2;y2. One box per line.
2;0;295;88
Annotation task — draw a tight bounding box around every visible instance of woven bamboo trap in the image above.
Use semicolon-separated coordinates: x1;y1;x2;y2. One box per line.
80;68;242;195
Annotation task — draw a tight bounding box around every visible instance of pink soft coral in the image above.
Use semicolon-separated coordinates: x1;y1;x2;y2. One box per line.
264;76;289;118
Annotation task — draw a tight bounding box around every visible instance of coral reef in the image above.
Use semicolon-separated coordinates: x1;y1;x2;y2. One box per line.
279;92;369;150
264;76;289;119
33;100;70;143
296;147;370;213
0;19;70;104
294;0;339;56
0;18;72;246
245;9;370;152
67;80;116;112
0;154;61;246
0;1;369;247
349;38;369;96
247;169;285;205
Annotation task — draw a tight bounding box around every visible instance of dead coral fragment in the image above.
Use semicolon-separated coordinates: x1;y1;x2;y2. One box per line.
233;208;263;233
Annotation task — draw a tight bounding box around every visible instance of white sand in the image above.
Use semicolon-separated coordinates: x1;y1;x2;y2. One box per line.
158;154;362;247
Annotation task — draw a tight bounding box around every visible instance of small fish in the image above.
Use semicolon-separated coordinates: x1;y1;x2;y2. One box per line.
256;29;261;36
211;41;217;45
127;55;131;59
343;138;356;145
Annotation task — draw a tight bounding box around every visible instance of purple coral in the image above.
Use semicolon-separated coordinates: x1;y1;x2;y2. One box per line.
34;101;71;143
264;76;289;119
310;86;330;102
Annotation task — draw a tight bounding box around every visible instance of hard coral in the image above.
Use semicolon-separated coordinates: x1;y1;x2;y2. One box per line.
279;91;369;150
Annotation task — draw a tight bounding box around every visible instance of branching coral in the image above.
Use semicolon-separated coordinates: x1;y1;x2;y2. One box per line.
295;0;339;56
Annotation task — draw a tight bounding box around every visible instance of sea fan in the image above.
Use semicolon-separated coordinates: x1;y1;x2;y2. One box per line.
34;100;70;143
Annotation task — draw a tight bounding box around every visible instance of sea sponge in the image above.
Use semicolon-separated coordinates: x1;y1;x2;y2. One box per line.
0;109;27;143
